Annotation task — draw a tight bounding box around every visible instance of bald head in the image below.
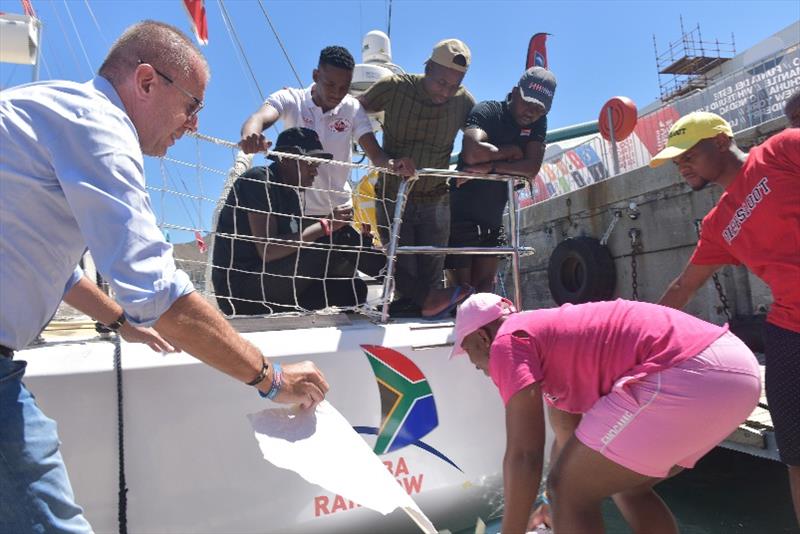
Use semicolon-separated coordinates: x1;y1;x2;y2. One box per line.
99;20;209;86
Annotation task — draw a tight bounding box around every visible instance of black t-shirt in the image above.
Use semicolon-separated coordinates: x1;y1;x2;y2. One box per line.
212;164;302;281
451;99;547;228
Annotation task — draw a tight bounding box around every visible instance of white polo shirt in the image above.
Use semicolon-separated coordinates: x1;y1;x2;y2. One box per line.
265;85;373;216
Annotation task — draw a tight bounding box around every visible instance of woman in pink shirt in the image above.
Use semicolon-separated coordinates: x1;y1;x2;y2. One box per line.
451;293;760;534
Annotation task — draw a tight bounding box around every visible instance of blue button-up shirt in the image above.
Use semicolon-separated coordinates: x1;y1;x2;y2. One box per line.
0;77;194;349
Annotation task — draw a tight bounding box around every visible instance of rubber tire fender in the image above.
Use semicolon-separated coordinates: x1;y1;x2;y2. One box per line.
547;236;616;305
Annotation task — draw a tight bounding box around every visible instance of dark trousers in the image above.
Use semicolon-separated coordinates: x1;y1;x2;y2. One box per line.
377;195;450;307
214;226;385;315
763;321;800;465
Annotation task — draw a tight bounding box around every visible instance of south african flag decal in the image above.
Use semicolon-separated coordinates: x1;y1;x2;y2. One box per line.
354;345;462;472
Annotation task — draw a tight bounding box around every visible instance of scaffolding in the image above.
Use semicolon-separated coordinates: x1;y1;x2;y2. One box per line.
653;17;736;103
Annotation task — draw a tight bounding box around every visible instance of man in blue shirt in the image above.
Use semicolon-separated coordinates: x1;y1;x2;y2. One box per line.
446;67;556;292
0;20;329;533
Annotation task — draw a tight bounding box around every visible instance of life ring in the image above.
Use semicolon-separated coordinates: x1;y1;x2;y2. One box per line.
547;237;616;304
598;96;638;141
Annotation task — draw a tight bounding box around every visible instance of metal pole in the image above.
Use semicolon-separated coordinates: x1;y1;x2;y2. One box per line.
380;178;410;323
607;106;620;176
32;19;42;82
507;179;522;310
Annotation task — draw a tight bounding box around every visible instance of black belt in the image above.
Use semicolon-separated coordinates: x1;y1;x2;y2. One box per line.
0;345;14;359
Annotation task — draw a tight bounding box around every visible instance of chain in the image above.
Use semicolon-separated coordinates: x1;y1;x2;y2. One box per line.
629;228;642;301
693;220;732;320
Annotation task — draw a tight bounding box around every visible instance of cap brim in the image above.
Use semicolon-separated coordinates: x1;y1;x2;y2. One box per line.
449;333;467;359
649;145;689;168
427;58;468;73
268;149;333;161
519;93;549;113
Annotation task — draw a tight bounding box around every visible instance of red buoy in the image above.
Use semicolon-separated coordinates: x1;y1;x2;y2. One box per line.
599;96;638;141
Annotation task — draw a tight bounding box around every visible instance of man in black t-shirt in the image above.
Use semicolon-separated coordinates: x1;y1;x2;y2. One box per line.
212;127;384;315
446;67;556;292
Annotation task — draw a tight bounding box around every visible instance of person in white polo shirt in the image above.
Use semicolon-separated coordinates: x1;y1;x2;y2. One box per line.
239;46;415;218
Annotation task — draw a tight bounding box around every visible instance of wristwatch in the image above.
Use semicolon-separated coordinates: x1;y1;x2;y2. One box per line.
106;313;127;332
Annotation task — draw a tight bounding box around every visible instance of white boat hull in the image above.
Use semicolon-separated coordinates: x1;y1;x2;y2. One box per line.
20;318;549;533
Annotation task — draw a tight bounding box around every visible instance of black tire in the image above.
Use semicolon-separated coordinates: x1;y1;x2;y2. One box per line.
547;237;616;304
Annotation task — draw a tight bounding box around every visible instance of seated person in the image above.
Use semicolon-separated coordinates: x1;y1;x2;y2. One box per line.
212;127;384;315
446;67;556;292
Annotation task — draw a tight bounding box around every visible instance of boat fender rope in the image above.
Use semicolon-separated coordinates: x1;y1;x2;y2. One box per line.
114;335;129;534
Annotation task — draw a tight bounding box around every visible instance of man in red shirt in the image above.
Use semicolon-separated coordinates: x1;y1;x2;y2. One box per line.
652;111;800;523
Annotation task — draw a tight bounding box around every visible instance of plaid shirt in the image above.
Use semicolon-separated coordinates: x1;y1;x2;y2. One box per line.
361;73;475;202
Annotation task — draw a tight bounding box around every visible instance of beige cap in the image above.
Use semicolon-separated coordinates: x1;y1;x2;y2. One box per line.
428;38;471;73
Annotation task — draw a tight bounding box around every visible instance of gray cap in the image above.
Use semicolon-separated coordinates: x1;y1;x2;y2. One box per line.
518;67;556;113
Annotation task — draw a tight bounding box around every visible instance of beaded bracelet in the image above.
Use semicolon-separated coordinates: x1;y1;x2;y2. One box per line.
259;361;283;400
319;218;331;237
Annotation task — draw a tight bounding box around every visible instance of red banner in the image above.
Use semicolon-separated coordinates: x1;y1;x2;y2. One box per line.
526;33;550;70
182;0;208;45
194;230;208;253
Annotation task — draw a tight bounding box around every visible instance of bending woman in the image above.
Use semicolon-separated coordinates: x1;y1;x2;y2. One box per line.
450;294;761;534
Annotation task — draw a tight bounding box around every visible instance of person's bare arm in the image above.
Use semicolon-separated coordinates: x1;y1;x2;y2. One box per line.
490;140;546;180
64;276;175;352
526;406;582;530
239;104;280;154
501;383;546;534
461;128;523;166
357;132;416;177
658;260;721;310
356;95;375;113
247;211;343;263
154;291;328;407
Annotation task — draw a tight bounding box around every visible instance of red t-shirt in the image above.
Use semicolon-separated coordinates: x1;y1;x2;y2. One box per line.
691;129;800;333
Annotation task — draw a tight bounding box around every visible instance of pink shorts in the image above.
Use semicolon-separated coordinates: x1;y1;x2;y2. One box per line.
575;332;761;478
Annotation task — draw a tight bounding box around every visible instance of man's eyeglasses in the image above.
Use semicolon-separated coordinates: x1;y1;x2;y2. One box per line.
139;60;204;119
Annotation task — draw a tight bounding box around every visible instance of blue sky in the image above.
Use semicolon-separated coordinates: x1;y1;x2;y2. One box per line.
1;0;797;241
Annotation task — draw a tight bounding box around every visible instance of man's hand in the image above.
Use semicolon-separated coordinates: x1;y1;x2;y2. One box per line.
528;503;551;530
388;157;417;177
271;360;330;409
501;144;525;161
455;162;494;187
119;322;177;353
329;206;353;232
239;133;272;155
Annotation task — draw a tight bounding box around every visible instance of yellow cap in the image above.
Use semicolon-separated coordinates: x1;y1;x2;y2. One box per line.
649;112;733;168
428;38;471;73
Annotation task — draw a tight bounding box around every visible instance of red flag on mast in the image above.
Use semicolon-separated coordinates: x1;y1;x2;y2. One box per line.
526;33;550;70
20;0;37;18
194;230;208;253
182;0;208;45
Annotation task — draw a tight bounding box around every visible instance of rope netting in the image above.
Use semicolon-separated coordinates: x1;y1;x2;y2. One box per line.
153;132;523;320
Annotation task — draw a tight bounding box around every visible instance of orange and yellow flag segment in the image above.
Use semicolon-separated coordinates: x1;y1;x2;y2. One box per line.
353;171;382;247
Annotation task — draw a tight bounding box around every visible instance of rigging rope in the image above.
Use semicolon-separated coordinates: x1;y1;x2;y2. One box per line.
49;0;86;78
82;0;108;47
217;0;265;102
62;0;94;75
256;0;304;87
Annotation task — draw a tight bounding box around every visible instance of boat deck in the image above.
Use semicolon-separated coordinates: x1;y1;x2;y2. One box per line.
38;312;780;462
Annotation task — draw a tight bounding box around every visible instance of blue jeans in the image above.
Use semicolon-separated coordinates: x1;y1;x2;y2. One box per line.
0;358;92;533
